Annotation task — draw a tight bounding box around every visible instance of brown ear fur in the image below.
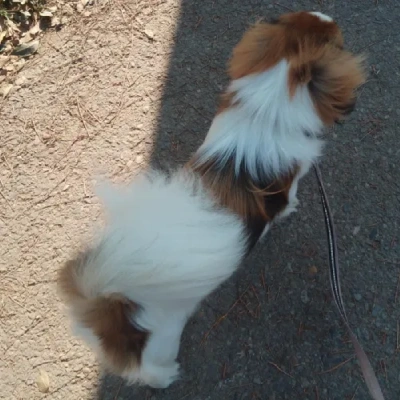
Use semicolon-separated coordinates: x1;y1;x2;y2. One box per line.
228;22;284;80
57;254;149;374
307;51;366;124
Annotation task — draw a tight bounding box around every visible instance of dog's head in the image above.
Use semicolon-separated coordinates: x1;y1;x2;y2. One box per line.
228;11;366;124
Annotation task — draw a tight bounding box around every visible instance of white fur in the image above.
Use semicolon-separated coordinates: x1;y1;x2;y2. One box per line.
309;11;333;23
195;60;324;181
76;169;248;388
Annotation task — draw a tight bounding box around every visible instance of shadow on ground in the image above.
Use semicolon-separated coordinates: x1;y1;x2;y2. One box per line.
96;0;399;399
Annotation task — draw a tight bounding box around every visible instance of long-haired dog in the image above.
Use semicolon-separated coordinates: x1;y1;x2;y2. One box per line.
58;11;366;388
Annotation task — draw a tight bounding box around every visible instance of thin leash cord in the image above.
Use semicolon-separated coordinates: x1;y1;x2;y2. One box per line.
313;163;385;400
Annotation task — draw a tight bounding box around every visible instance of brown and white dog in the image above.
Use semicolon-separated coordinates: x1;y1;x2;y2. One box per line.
58;11;366;388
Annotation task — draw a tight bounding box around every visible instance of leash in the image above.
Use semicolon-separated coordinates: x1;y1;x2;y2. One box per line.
313;163;385;400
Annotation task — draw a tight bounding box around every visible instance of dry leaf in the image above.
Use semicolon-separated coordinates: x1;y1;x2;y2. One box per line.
36;369;50;393
29;23;41;36
14;58;26;72
0;55;9;68
12;40;39;57
15;75;26;87
60;16;70;25
19;33;33;44
0;84;13;98
77;0;89;13
5;19;20;34
39;11;53;17
63;4;74;16
0;30;8;43
51;17;61;27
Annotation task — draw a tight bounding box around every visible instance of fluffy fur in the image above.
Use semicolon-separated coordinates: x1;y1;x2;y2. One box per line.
58;11;366;388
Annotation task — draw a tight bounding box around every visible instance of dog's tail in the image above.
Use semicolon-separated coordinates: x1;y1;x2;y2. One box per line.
57;252;149;374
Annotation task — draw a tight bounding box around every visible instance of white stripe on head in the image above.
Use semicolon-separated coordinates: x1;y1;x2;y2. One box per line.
309;11;333;22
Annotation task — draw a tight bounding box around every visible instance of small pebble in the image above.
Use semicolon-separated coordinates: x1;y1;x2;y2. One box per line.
309;265;318;275
36;369;50;393
301;289;309;304
369;227;378;240
144;29;154;40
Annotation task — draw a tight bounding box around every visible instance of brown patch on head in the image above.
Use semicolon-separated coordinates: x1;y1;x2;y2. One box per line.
188;157;298;249
228;12;343;80
227;11;366;123
57;252;149;374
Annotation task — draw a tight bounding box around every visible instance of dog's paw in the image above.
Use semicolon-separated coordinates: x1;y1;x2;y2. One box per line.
276;197;299;221
142;362;180;389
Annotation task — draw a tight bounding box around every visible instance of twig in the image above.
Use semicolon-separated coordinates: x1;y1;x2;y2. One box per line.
177;392;194;400
380;360;388;382
76;97;90;138
185;102;211;120
239;297;257;318
113;381;122;400
53;135;86;168
2;155;13;174
36;196;91;211
221;362;227;380
274;2;294;12
34;155;81;206
378;258;400;265
315;386;320;400
0;189;13;211
395;272;400;304
268;361;293;378
396;320;399;352
358;38;390;53
251;285;261;307
318;356;355;374
260;270;267;292
31;119;44;143
202;285;250;343
195;16;202;29
350;385;359;400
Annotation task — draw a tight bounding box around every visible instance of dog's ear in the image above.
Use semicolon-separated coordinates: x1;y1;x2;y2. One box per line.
305;51;366;124
228;22;285;80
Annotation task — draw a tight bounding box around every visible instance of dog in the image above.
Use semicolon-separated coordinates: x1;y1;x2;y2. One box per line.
57;11;366;389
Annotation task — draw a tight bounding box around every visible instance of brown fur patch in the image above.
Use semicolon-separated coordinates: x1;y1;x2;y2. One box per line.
227;11;366;123
188;156;298;247
307;51;366;124
57;253;149;374
228;12;342;80
83;295;148;373
217;91;239;114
